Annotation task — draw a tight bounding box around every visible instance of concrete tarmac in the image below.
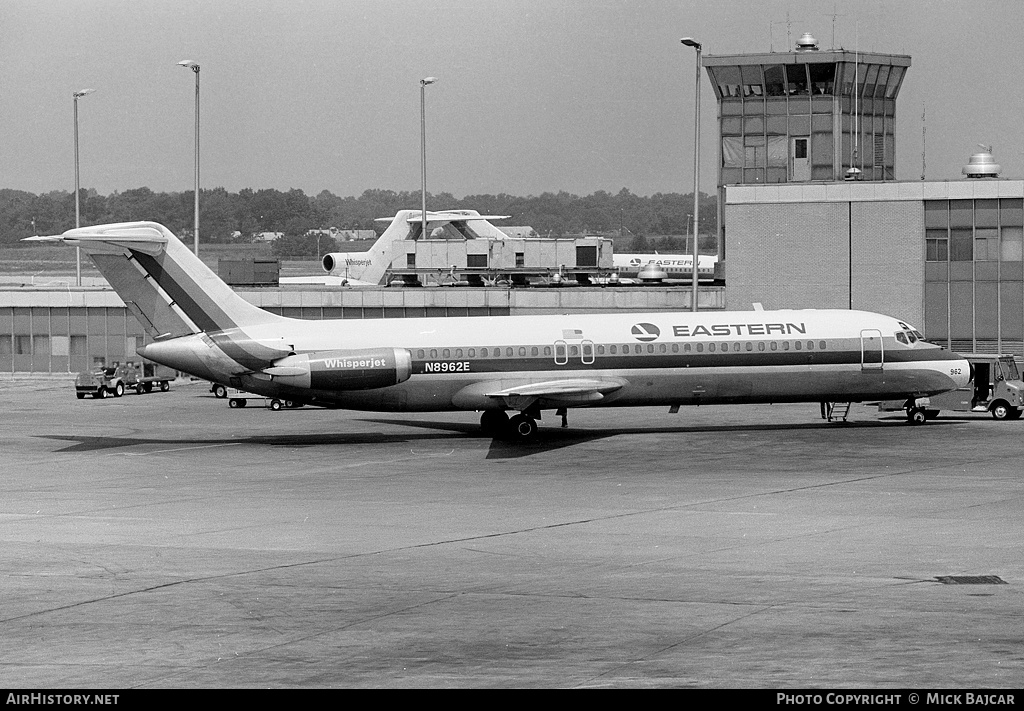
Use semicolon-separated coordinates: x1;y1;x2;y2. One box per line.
1;378;1022;688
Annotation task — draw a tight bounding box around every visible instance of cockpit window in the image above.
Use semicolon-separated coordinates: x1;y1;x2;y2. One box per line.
897;321;923;343
895;332;908;344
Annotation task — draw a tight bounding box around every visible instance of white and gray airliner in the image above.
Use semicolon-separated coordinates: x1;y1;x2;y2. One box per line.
29;220;970;439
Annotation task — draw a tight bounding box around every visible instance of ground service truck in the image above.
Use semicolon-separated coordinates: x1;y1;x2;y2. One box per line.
879;353;1024;420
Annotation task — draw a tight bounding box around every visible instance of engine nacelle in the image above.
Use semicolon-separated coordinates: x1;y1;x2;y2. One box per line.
265;348;412;391
322;253;373;274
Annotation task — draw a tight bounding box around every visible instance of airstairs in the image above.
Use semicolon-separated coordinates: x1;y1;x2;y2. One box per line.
822;401;852;422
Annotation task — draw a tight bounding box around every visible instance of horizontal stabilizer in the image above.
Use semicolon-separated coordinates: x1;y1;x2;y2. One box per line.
27;222;170;255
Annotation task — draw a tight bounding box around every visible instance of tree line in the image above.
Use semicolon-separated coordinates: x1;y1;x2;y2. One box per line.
0;186;717;253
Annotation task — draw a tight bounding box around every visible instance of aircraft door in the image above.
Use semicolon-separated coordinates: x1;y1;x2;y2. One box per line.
581;340;595;365
554;340;568;366
860;329;884;370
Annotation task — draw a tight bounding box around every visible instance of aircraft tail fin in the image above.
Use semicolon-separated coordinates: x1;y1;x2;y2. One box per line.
26;221;281;337
321;209;422;284
321;209;512;284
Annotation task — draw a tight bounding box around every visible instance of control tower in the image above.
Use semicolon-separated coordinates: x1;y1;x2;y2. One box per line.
703;33;911;186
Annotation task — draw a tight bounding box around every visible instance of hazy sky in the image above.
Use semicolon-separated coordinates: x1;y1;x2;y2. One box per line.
2;0;1022;198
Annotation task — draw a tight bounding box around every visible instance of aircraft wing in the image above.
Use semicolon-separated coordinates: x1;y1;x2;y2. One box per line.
485;377;626;410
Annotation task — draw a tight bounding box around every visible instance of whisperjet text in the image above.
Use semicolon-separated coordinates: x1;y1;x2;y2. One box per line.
673;322;807;338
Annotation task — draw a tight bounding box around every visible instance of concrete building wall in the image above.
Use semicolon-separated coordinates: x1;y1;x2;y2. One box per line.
727;200;850;311
725;180;1024;352
850;200;924;323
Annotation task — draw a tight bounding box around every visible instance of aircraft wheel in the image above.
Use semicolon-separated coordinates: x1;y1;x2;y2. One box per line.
114;382;124;397
270;399;283;411
95;388;107;399
229;398;242;408
906;407;927;425
135;385;144;394
507;414;538;441
160;381;170;392
991;401;1012;420
212;384;228;399
480;410;510;436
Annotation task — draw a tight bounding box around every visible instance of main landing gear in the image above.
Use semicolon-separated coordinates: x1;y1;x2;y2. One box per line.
480;406;558;441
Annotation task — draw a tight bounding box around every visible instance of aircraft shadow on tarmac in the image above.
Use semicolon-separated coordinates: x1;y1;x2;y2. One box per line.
360;416;955;459
37;417;954;460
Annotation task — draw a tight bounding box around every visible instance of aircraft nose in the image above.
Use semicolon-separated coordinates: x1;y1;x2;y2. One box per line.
954;358;973;388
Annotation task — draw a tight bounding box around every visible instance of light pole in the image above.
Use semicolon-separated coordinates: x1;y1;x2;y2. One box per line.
420;77;437;239
178;60;200;255
681;37;702;312
73;88;95;286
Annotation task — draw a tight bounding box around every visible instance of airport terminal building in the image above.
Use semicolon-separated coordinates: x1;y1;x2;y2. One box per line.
706;33;1024;356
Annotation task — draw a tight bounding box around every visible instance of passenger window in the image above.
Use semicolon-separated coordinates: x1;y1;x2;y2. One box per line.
819;341;826;350
783;342;790;350
709;343;716;353
570;345;579;356
647;345;654;354
506;347;513;357
443;348;451;358
532;346;539;356
696;343;704;352
544;346;552;356
795;341;802;350
672;344;679;353
684;344;691;352
456;349;463;358
469;348;476;357
597;345;604;355
806;341;813;350
659;344;667;353
481;348;488;357
430;349;438;359
610;345;617;354
770;342;777;351
417;349;425;359
518;347;526;357
734;343;741;352
746;342;753;351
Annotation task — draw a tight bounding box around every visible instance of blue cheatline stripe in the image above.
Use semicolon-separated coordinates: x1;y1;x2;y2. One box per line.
130;250;237;333
410;346;962;375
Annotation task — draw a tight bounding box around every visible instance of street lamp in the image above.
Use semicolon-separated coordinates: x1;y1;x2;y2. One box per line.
681;37;702;312
73;88;95;286
420;77;437;239
178;60;200;255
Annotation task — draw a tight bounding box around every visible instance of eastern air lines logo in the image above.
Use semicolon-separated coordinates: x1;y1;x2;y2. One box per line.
631;323;660;342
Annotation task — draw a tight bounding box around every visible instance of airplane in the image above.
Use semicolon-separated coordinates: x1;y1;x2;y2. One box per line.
29;221;970;439
611;252;718;282
282;209;511;286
